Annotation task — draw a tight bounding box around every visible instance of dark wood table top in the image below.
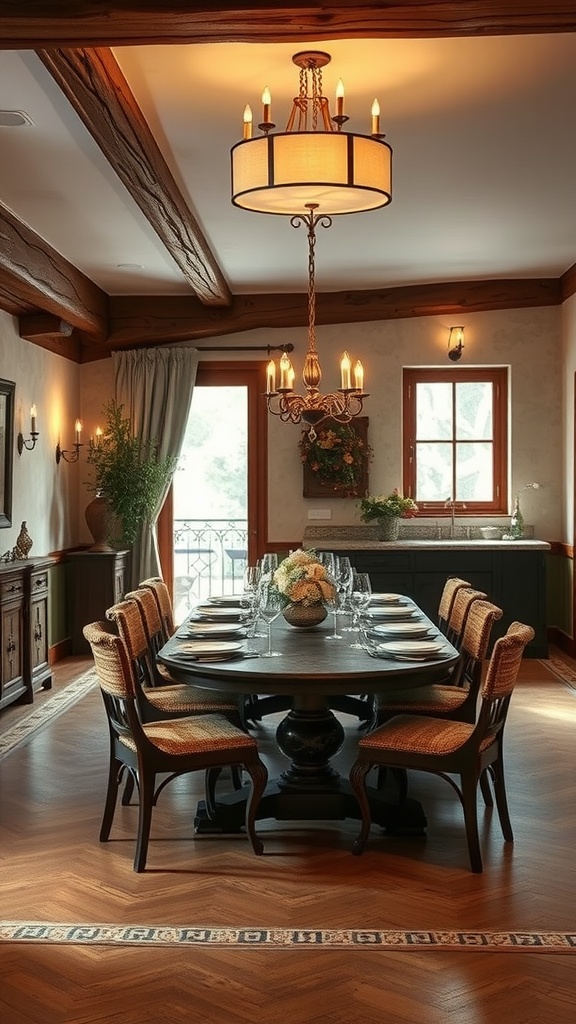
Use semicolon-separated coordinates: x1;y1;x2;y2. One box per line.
157;599;460;698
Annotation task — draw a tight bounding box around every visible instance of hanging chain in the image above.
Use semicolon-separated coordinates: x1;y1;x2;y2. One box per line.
307;212;317;349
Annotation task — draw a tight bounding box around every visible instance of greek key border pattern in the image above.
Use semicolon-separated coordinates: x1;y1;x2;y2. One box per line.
1;923;575;952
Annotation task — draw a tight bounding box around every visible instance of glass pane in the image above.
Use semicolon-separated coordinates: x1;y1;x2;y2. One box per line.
416;382;452;440
455;382;493;440
415;442;453;501
455;442;493;501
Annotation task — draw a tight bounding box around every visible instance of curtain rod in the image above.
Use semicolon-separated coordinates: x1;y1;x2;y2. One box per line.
193;343;294;353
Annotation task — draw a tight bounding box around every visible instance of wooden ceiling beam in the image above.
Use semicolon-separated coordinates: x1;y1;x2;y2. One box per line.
85;278;560;357
37;48;232;307
0;4;575;47
0;200;109;340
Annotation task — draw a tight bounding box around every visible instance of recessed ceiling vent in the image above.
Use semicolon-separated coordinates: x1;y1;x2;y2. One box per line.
0;110;35;127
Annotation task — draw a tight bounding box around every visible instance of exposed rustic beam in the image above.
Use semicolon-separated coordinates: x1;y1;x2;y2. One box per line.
37;48;231;307
560;261;576;301
83;278;560;357
0;3;575;47
0;200;109;339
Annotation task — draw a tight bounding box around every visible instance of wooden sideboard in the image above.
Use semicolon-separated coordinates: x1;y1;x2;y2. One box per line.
67;550;129;655
0;557;54;712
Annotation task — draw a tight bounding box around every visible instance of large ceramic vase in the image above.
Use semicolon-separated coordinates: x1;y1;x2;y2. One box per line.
377;516;400;541
282;602;328;628
84;493;117;552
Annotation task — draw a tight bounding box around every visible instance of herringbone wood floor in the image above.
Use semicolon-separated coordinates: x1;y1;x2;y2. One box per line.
0;653;575;1023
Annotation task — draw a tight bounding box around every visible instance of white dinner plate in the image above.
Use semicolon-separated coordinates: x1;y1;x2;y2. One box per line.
365;606;417;620
182;622;246;638
371;621;434;639
206;595;246;607
175;640;244;659
369;593;405;604
192;605;245;620
377;639;446;658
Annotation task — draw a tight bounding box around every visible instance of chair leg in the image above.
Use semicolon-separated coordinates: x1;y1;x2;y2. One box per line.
100;754;121;841
134;770;155;872
479;767;493;807
349;760;373;854
205;767;220;819
121;767;136;805
460;772;483;873
376;765;408;803
243;760;268;855
490;756;514;842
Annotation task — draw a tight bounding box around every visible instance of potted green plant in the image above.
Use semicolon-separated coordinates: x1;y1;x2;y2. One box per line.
358;489;418;541
85;400;177;550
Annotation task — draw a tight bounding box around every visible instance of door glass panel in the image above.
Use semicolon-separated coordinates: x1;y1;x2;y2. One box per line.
172;385;248;618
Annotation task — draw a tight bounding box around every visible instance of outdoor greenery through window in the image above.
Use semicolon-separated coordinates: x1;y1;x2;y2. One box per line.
402;367;508;515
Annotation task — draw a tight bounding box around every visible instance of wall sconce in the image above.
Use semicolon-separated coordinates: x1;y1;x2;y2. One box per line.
447;326;465;362
55;419;83;464
17;404;39;454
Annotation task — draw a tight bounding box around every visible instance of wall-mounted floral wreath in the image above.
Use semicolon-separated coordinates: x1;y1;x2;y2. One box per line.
299;417;372;498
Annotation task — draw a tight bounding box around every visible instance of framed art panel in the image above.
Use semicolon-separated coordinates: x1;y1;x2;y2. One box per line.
301;417;370;499
0;378;15;528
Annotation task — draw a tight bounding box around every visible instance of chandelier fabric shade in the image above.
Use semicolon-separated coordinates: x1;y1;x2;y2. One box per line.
231;130;392;216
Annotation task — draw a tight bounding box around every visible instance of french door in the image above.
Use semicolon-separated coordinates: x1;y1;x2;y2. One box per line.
157;361;268;600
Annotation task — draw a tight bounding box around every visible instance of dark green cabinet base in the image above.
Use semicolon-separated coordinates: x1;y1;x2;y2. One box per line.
340;547;547;658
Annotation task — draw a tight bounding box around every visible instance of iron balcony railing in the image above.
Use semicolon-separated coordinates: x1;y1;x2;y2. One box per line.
173;518;247;611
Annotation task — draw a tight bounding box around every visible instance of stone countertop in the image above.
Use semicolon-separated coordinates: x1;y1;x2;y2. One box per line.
302;538;550;551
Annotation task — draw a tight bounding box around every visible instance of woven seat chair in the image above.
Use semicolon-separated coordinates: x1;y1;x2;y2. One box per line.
106;597;243;725
139;576;175;640
83;622;267;872
350;621;535;873
445;586;487;647
437;576;471;634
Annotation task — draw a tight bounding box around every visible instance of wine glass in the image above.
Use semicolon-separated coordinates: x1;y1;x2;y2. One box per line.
348;572;372;648
258;581;284;657
325;580;347;641
316;551;337;579
336;556;355;629
259;553;278;580
243;565;266;636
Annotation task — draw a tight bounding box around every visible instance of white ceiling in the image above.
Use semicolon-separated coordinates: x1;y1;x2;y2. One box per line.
1;32;576;299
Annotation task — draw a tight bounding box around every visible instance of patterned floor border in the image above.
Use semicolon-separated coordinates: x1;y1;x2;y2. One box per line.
0;922;574;953
0;669;97;762
541;653;576;692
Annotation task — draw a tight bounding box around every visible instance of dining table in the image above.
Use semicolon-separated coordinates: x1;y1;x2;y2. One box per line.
157;596;460;838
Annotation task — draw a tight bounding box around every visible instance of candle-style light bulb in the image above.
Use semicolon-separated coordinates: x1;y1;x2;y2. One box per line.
30;404;37;433
95;426;103;447
266;359;276;394
75;419;82;444
336;79;345;118
371;98;381;135
243;104;253;139
353;360;364;391
262;87;271;123
340;351;352;390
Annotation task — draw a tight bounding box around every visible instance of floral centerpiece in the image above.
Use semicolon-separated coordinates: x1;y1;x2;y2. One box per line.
358;489;418;541
299;422;372;496
271;549;336;627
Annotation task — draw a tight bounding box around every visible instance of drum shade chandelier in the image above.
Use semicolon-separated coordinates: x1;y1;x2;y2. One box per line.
231;50;393;435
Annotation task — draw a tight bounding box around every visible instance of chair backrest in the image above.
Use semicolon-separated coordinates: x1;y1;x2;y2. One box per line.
106;597;161;692
140;576;175;639
447;587;487;647
83;620;144;740
474;621;535;741
455;598;504;694
437;577;471;632
125;587;166;657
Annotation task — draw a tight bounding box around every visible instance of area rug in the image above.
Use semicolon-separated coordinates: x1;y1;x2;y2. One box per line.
541;653;576;692
0;669;97;762
0;922;574;953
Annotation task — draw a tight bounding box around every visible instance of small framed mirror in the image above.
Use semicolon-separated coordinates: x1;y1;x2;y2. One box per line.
0;378;15;528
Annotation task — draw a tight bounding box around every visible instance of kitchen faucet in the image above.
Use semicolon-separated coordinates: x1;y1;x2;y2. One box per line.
444;497;467;538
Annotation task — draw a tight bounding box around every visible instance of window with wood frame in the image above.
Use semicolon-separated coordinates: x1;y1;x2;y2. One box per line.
402;367;508;516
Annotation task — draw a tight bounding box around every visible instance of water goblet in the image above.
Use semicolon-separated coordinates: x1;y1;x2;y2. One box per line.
326;582;347;641
259;553;278;580
258;581;284;657
348;572;372;648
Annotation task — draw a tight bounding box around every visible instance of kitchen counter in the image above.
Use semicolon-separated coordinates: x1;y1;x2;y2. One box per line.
304;538;550;551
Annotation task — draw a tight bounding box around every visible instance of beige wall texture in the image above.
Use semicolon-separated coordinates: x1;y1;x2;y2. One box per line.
1;302;565;557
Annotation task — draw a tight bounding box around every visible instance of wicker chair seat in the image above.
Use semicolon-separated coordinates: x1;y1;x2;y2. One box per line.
361;714;475;757
376;683;469;715
119;712;258;756
144;683;239;715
